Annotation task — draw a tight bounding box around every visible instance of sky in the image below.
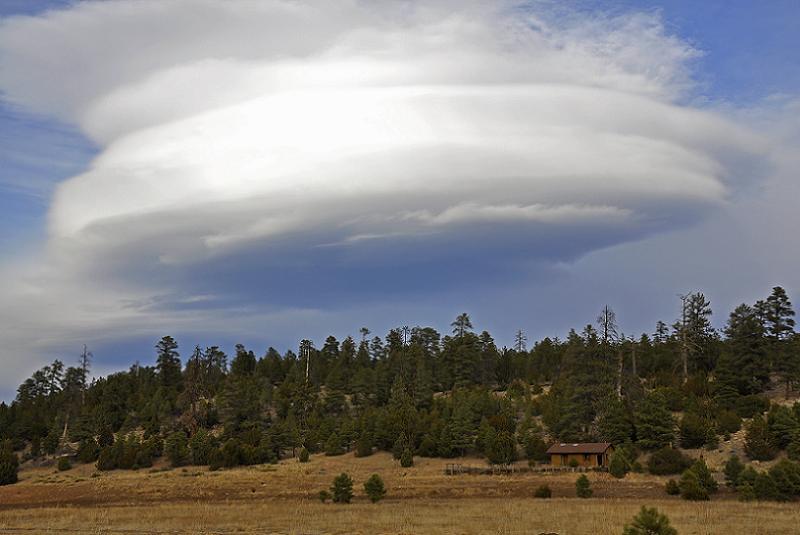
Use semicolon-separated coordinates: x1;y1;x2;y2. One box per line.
0;0;798;401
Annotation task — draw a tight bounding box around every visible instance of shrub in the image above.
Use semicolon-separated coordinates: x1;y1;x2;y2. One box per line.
534;484;551;498
622;506;677;535
523;434;549;463
575;474;592;498
724;455;745;487
753;472;780;501
331;472;354;503
736;395;769;419
57;457;72;472
400;447;414;468
417;435;438;457
363;474;386;503
318;489;331;503
609;450;631;479
737;482;756;501
787;437;800;461
221;439;243;468
568;458;580;468
298;447;310;463
716;410;742;435
208;448;224;471
647;447;693;475
486;431;516;466
767;459;800;500
665;479;680;495
0;443;19;485
164;431;189;468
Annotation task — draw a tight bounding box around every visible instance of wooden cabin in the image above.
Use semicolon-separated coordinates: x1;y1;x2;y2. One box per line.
546;442;614;468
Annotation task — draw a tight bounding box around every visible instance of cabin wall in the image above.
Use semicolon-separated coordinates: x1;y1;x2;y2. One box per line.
549;448;613;467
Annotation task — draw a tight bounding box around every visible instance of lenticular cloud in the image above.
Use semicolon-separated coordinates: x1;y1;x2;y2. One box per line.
0;0;760;266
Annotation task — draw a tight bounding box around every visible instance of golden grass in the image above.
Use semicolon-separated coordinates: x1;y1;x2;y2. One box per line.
1;452;798;534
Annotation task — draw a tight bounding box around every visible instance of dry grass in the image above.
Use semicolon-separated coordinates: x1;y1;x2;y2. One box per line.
1;452;798;534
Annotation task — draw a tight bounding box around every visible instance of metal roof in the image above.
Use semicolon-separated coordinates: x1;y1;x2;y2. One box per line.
546;442;613;454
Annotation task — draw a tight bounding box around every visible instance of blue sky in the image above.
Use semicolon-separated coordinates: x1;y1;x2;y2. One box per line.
0;1;798;400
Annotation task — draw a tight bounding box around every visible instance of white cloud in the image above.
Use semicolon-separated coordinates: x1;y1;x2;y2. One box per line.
0;0;776;395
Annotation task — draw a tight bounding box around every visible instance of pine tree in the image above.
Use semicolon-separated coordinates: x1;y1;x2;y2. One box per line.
331;472;354;503
363;473;386;503
623;506;677;535
636;392;675;450
400;447;414;468
575;474;592;498
155;336;182;389
724;455;745;487
0;442;19;486
745;415;777;461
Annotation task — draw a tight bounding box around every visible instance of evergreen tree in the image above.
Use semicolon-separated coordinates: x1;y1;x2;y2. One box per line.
0;442;19;486
155;336;182;389
164;431;189;467
745;415;776;461
636;392;675;450
724;455;745;487
575;474;592;498
400;447;414;468
363;473;386;503
622;506;677;535
331;472;354;503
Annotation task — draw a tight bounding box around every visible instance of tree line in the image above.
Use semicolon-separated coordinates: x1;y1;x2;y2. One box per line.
0;286;798;486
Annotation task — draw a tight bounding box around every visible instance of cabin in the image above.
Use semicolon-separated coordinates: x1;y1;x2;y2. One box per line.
546;442;614;468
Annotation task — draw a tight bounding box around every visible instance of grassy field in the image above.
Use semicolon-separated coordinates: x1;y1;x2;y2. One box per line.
1;452;798;534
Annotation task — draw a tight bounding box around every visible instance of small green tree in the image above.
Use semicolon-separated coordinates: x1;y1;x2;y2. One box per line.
363;474;386;503
331;472;354;503
534;484;551;498
609;449;631;479
400;447;414;468
0;442;19;485
745;415;776;461
164;431;189;467
576;474;592;498
724;455;745;487
325;432;345;456
622;506;677;535
298;446;310;463
679;469;708;501
318;489;331;503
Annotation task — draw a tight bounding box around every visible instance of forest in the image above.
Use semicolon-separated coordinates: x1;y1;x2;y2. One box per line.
1;286;799;502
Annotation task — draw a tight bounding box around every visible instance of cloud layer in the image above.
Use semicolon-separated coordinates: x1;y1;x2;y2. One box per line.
0;1;776;396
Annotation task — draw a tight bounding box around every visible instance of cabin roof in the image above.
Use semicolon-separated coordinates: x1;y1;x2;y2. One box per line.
546;442;612;454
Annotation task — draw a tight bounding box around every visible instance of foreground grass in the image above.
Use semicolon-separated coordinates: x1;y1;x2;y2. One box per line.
1;453;798;534
2;498;800;534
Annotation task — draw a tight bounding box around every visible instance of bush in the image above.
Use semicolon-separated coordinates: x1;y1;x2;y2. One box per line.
736;395;770;419
609;450;631;479
331;472;354;503
221;438;243;468
534;484;551;498
298;446;310;463
0;443;19;486
164;431;189;468
647;447;693;475
737;482;756;501
716;410;742;435
318;489;331;503
400;447;414;468
622;506;677;535
363;474;386;503
575;474;592;498
208;448;224;471
486;431;516;466
568;458;580;468
523;435;549;463
57;457;72;472
753;472;780;501
665;479;680;495
417;435;438;457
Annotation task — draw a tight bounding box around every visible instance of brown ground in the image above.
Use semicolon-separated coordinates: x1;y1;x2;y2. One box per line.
0;452;797;534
